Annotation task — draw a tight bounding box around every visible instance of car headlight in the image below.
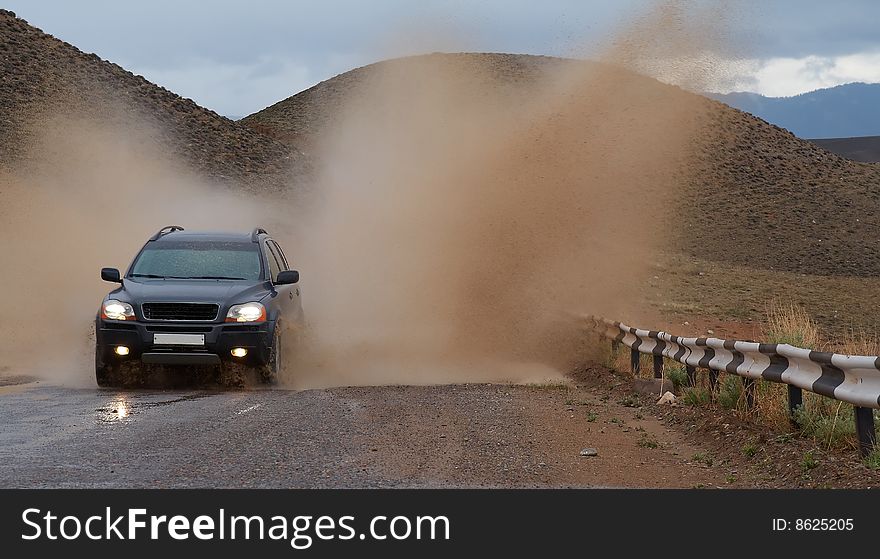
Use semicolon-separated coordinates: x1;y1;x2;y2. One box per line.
102;299;135;321
226;302;266;323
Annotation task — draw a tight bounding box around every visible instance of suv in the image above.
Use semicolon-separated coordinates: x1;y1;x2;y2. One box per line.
95;226;302;387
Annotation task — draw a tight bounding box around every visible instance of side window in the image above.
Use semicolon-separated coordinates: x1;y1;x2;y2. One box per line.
269;240;290;270
264;241;282;282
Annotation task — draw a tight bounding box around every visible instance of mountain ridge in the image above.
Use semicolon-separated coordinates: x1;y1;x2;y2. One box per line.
708;82;880;139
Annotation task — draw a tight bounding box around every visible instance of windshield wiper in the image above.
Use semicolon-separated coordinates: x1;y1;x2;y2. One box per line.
130;273;246;280
130;273;170;279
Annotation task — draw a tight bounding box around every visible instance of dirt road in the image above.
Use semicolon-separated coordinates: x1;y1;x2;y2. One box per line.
0;370;752;489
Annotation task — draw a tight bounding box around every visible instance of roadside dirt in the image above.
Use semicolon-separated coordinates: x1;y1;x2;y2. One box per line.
570;366;880;488
343;364;880;488
347;381;717;487
335;365;833;487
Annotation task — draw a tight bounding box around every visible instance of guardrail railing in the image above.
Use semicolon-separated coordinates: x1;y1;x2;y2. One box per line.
588;317;879;457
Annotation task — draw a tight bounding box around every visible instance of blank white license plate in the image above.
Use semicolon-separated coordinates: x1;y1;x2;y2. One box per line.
153;333;205;346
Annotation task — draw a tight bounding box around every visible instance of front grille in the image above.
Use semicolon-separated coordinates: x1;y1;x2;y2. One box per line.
149;347;211;353
145;325;213;333
142;303;219;322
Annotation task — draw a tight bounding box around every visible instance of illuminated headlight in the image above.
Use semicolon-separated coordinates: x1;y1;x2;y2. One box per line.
226;302;266;323
102;299;135;321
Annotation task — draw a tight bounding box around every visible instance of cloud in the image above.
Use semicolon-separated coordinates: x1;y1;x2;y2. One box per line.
729;51;880;96
5;0;880;110
119;53;367;118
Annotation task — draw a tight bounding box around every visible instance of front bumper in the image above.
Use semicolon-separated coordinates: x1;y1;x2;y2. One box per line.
95;318;274;367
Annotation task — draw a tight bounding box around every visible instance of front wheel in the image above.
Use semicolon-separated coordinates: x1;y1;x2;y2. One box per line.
95;346;117;388
258;326;281;384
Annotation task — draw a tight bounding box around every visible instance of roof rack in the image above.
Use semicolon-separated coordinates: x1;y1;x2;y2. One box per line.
149;225;185;241
251;227;268;243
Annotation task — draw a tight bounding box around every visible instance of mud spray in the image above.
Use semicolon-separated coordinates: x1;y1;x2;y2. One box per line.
0;0;738;387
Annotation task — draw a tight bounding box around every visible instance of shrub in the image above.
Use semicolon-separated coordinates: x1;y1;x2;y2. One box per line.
666;364;689;390
864;449;880;470
793;398;856;449
800;450;819;471
718;375;743;410
683;387;711;407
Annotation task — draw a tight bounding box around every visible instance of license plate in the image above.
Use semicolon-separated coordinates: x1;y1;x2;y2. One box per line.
153;333;205;346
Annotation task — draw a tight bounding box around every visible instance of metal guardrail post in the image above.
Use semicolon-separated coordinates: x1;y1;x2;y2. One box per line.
652;355;663;379
686;365;696;387
742;378;756;410
611;340;620;354
787;385;802;422
855;406;876;457
708;369;718;393
631;348;640;375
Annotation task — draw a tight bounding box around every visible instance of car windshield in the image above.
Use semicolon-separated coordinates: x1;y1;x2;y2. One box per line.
129;240;263;281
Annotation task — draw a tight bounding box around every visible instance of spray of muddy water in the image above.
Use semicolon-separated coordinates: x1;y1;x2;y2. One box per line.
0;0;736;387
283;0;738;387
0;115;268;384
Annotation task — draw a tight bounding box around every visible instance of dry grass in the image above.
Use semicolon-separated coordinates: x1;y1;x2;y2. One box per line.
765;301;821;348
717;304;863;447
838;329;880;356
600;341;653;378
648;254;880;338
594;302;880;455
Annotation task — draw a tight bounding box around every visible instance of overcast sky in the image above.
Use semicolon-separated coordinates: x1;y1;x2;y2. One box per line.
5;0;880;117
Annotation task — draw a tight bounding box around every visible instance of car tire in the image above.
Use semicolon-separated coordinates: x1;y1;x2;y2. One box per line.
95;346;117;388
259;325;281;384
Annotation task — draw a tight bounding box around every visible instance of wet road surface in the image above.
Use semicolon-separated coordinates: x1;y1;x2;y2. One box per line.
0;377;738;488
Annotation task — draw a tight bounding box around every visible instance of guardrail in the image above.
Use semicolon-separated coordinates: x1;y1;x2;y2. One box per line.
588;317;879;457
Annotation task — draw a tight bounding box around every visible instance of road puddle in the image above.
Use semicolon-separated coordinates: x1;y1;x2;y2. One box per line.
95;392;211;423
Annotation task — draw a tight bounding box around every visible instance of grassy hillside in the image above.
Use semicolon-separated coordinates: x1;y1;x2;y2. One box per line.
0;9;305;187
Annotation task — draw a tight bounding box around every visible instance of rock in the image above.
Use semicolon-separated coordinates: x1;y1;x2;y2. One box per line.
656;391;676;405
632;378;675;397
579;448;598;457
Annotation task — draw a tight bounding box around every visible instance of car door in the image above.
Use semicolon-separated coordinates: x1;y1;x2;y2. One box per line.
265;239;300;321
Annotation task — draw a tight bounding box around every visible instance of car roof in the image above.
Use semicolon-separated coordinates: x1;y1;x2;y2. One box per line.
153;230;259;243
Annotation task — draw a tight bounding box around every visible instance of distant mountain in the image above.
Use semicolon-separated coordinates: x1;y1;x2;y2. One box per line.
709;83;880;139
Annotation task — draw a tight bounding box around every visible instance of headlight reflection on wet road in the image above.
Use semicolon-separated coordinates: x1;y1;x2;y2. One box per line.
96;396;133;423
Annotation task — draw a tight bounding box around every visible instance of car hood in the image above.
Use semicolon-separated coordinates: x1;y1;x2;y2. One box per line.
117;278;271;306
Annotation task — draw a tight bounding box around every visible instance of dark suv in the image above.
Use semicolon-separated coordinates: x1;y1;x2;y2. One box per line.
95;226;302;387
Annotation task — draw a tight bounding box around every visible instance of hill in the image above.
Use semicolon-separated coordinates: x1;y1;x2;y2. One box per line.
709;83;880;139
240;53;569;146
809;136;880;163
0;9;304;187
243;53;880;279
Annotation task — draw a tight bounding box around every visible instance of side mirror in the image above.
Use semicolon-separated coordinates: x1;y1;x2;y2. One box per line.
275;270;299;285
101;268;122;283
